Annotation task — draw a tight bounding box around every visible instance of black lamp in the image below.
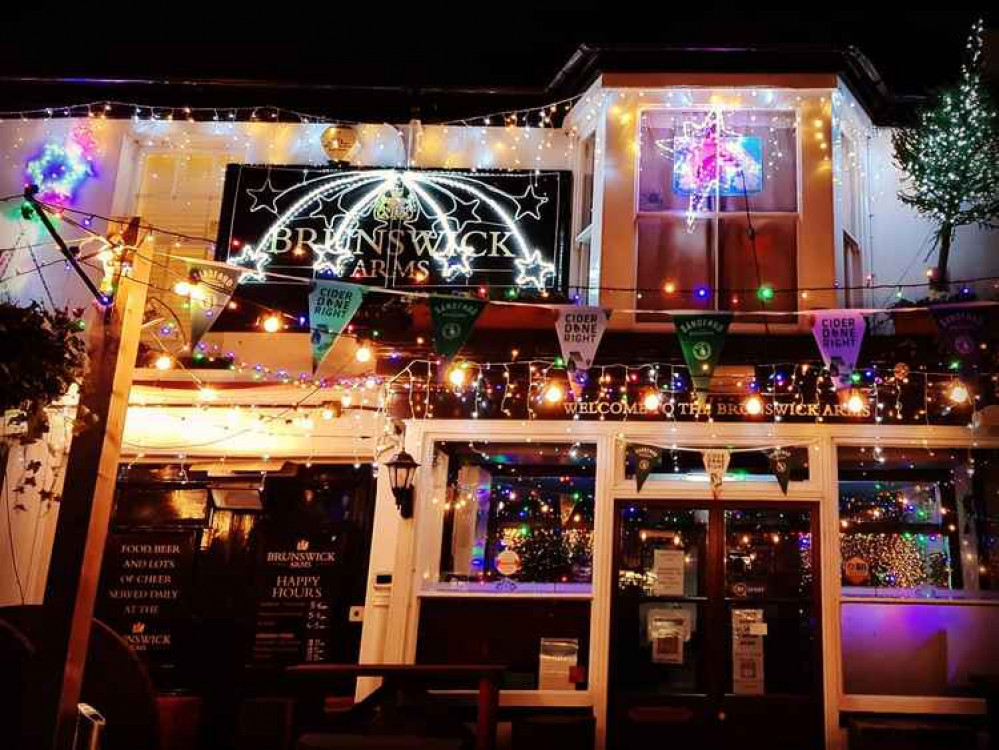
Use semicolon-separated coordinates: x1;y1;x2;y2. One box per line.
386;450;420;518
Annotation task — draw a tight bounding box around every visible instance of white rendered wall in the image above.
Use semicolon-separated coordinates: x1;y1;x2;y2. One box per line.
866;129;999;305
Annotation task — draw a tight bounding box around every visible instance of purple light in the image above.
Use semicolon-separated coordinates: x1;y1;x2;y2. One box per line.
695;286;710;299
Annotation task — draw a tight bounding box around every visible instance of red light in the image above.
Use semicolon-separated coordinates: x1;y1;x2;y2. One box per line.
231;239;241;247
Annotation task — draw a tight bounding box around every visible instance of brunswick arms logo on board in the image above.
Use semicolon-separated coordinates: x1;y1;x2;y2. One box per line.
216;165;572;293
265;538;337;569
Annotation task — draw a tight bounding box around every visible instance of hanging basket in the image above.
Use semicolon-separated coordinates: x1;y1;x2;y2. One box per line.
0;301;87;443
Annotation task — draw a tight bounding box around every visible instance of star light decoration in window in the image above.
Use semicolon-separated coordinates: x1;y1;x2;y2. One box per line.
656;110;764;232
231;170;556;290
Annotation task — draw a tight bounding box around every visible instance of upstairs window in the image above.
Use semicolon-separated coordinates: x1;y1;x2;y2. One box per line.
636;109;799;319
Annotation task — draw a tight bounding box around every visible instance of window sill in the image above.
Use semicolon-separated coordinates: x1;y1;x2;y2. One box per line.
842;593;999;607
419;586;593;600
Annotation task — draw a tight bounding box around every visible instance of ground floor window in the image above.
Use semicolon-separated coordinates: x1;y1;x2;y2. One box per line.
838;446;999;697
425;441;596;594
838;446;999;597
415;440;597;690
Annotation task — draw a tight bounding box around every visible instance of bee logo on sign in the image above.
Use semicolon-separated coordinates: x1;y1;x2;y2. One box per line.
495;549;521;577
844;556;870;585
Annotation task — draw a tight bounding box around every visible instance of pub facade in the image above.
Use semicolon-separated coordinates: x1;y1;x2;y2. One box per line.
2;48;998;750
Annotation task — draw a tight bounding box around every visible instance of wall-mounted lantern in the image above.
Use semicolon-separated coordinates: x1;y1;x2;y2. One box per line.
385;450;420;518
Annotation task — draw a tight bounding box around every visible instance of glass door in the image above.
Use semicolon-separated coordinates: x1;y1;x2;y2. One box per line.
609;500;822;750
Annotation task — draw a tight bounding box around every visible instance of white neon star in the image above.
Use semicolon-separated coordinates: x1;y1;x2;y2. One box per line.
247;176;282;216
232;244;271;282
513;183;548;221
449;194;485;232
313;243;356;277
514;250;555;290
437;244;474;281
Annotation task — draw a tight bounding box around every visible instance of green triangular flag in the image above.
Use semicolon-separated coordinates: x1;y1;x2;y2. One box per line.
430;296;486;360
675;313;733;393
309;280;366;371
769;448;793;495
188;260;243;348
629;444;662;492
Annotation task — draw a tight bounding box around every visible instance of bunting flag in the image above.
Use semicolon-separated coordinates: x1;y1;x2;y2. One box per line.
629;444;663;492
675;313;733;394
431;296;486;360
555;306;609;371
930;305;987;369
769;448;793;495
812;311;866;389
309;280;366;371
702;449;731;498
188;261;243;348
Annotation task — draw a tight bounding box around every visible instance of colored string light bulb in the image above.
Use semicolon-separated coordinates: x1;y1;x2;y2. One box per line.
948;381;970;405
448;366;467;387
744;393;764;416
756;284;775;302
262;314;282;333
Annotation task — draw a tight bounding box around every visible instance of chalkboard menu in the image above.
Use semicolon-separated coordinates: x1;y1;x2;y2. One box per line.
251;531;341;665
96;530;196;679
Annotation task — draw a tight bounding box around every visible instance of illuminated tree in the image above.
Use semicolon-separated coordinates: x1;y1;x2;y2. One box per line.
892;19;999;289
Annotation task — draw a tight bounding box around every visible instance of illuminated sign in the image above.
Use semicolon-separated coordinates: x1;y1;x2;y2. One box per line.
216;165;572;294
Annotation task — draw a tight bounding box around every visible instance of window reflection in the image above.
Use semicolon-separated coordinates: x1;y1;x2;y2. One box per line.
430;441;596;594
725;510;813;600
838;447;999;598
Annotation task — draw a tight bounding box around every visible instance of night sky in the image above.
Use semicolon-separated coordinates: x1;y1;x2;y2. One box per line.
0;9;994;118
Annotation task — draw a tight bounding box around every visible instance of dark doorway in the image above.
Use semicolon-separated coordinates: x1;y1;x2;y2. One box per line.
608;499;823;750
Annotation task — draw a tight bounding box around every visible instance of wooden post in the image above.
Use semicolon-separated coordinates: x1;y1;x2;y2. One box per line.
25;234;151;750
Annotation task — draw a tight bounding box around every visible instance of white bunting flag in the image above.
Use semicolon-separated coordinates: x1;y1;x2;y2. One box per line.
702;449;731;499
555;306;609;371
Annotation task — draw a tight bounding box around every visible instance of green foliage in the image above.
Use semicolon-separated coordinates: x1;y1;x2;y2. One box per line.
892;20;999;272
513;527;592;582
0;301;87;431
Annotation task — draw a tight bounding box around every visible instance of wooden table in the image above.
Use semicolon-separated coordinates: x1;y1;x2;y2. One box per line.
286;664;505;750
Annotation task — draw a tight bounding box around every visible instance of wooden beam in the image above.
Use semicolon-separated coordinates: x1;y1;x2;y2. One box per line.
26;232;151;750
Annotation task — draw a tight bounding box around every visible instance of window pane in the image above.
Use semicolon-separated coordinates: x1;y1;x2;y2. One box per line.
838;447;999;598
636;214;712;319
625;447;810;485
725;510;813;600
429;441;596;594
638;109;797;215
616;504;709;695
719;215;797;312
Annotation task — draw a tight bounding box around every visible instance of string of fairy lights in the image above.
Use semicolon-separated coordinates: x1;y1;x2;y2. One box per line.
3;135;996;590
0;95;585;128
3;197;994;441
